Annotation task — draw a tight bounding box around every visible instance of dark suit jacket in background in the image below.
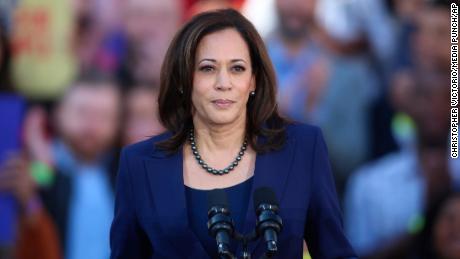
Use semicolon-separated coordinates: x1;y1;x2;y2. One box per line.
110;123;357;258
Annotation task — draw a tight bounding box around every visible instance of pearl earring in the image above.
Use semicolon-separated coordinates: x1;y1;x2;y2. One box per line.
250;91;255;96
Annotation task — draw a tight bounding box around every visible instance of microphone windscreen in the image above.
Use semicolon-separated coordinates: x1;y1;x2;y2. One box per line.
253;187;279;211
207;188;229;211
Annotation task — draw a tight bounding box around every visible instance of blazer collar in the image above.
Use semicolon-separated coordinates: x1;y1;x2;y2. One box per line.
144;133;296;258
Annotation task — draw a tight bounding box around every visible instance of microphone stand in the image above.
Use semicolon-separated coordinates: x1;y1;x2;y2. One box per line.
212;226;279;258
219;250;237;259
209;188;282;259
232;230;255;259
231;230;274;259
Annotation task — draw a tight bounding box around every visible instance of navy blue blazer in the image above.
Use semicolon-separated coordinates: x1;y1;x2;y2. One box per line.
110;123;357;258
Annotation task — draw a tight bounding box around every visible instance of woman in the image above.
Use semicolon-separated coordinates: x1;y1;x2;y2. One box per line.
110;9;356;259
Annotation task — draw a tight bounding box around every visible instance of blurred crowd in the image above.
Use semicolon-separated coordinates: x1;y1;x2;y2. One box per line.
0;0;458;259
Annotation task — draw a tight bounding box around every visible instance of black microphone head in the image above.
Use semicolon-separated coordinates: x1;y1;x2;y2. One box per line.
207;188;229;211
253;187;279;211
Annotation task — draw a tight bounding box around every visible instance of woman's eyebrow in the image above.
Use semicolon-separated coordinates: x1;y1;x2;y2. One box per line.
230;59;247;63
198;58;247;63
198;58;217;64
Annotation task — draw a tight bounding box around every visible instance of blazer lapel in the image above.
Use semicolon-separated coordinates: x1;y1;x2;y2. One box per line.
142;134;296;258
143;145;208;258
235;136;296;257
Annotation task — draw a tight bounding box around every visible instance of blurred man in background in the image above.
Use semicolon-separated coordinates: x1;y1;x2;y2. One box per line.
345;67;460;258
344;67;459;258
344;3;456;255
411;1;451;72
39;76;121;259
1;30;123;259
117;0;182;87
313;0;398;192
266;0;328;123
266;0;393;195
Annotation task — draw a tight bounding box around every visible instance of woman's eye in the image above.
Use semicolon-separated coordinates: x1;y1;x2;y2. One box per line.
199;65;214;72
232;65;246;72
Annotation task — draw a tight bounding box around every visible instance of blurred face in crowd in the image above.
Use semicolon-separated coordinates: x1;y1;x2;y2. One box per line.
122;0;181;44
410;72;450;147
433;195;460;259
57;83;121;162
192;28;255;127
122;0;182;83
390;70;415;113
276;0;316;41
393;0;424;21
414;6;450;70
123;87;164;145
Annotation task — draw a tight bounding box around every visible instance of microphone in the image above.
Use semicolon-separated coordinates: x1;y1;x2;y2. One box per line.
207;189;236;259
253;187;283;257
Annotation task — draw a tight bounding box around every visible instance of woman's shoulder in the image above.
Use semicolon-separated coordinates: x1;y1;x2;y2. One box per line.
285;122;322;143
122;131;172;158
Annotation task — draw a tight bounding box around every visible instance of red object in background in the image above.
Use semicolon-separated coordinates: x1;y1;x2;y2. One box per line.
11;7;51;58
232;0;245;9
182;0;246;21
14;209;62;259
183;0;198;10
183;0;245;9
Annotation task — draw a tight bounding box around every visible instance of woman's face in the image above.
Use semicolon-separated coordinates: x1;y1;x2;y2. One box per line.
191;28;255;127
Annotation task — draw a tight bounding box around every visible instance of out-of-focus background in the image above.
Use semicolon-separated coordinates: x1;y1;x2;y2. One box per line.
0;0;458;258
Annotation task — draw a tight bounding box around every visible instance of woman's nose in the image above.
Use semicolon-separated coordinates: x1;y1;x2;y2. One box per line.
215;69;232;91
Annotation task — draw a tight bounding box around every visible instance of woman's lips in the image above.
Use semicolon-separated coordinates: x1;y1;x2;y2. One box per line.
212;99;235;109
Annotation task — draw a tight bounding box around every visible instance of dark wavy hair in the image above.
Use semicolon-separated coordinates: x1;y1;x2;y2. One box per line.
156;9;287;154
